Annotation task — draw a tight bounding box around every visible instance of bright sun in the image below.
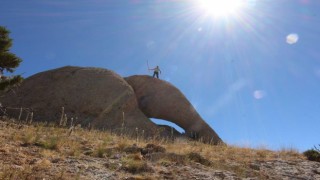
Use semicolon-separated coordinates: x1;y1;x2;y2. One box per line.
199;0;244;17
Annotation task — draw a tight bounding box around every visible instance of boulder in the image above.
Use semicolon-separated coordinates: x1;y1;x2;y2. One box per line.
125;75;223;144
0;66;159;136
0;66;223;144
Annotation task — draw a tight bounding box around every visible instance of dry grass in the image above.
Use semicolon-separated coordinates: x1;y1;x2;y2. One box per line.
0;118;306;179
122;155;153;174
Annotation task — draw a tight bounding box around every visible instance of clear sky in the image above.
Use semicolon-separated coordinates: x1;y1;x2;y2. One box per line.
1;0;319;152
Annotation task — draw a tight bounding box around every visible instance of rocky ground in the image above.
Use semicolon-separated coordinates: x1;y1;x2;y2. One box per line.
0;118;319;180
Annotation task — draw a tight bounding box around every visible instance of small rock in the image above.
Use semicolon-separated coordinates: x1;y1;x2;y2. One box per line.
187;152;212;166
111;153;121;159
11;165;24;170
313;168;320;175
141;144;166;155
51;158;61;163
82;146;93;151
214;171;226;179
77;164;88;170
249;163;260;171
39;159;52;166
0;148;9;153
84;150;94;155
124;144;141;154
29;158;39;165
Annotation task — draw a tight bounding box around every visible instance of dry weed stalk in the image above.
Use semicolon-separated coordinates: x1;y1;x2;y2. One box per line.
70;117;74;127
18;107;22;120
59;107;64;126
28;111;33;124
25;112;29;123
63;114;67;127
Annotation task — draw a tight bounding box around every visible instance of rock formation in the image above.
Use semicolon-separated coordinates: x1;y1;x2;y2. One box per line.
125;75;222;144
0;66;159;136
0;66;222;143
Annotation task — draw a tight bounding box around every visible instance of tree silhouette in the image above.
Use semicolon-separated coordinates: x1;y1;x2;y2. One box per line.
0;26;23;91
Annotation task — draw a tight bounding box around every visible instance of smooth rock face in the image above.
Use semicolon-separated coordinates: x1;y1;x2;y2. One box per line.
0;66;159;135
0;66;223;143
125;75;223;144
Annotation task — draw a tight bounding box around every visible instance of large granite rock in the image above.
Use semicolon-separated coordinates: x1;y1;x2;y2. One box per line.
0;66;223;144
0;66;159;136
125;75;222;144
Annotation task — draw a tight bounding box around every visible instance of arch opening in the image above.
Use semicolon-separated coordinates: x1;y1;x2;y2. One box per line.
150;118;185;135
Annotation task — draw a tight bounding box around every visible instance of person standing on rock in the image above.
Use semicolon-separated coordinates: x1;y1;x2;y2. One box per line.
149;66;161;79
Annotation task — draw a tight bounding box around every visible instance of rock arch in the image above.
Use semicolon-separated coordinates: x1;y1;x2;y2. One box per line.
125;75;222;144
0;66;223;144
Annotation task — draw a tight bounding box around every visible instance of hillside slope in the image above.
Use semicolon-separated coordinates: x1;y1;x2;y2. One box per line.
0;118;319;180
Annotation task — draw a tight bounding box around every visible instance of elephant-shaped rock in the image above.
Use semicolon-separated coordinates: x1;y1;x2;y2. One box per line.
0;66;159;136
0;66;223;144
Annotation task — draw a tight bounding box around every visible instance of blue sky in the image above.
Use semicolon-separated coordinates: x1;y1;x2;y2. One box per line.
1;0;320;151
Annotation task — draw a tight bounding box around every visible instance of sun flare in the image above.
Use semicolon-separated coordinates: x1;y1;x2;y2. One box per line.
199;0;244;17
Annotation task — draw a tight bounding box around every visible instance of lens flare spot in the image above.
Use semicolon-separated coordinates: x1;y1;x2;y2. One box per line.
286;33;299;44
253;90;266;100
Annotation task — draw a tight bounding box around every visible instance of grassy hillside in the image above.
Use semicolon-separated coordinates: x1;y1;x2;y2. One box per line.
1;117;318;180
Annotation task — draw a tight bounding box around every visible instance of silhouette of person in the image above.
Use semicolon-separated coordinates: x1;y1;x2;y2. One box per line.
149;66;161;79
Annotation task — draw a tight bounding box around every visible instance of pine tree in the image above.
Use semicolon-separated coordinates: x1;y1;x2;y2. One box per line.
0;26;23;91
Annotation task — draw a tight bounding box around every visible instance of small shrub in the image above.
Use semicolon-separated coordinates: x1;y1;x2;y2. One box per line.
128;153;143;161
94;146;106;158
122;157;153;174
21;132;36;146
104;148;114;157
141;144;166;155
124;144;141;154
187;152;212;166
278;147;300;156
256;150;268;158
0;165;33;179
303;149;320;162
32;159;52;171
157;159;172;167
35;136;60;150
47;137;60;150
67;148;81;157
165;153;186;164
102;136;113;145
104;161;120;170
65;140;81;157
117;139;130;151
